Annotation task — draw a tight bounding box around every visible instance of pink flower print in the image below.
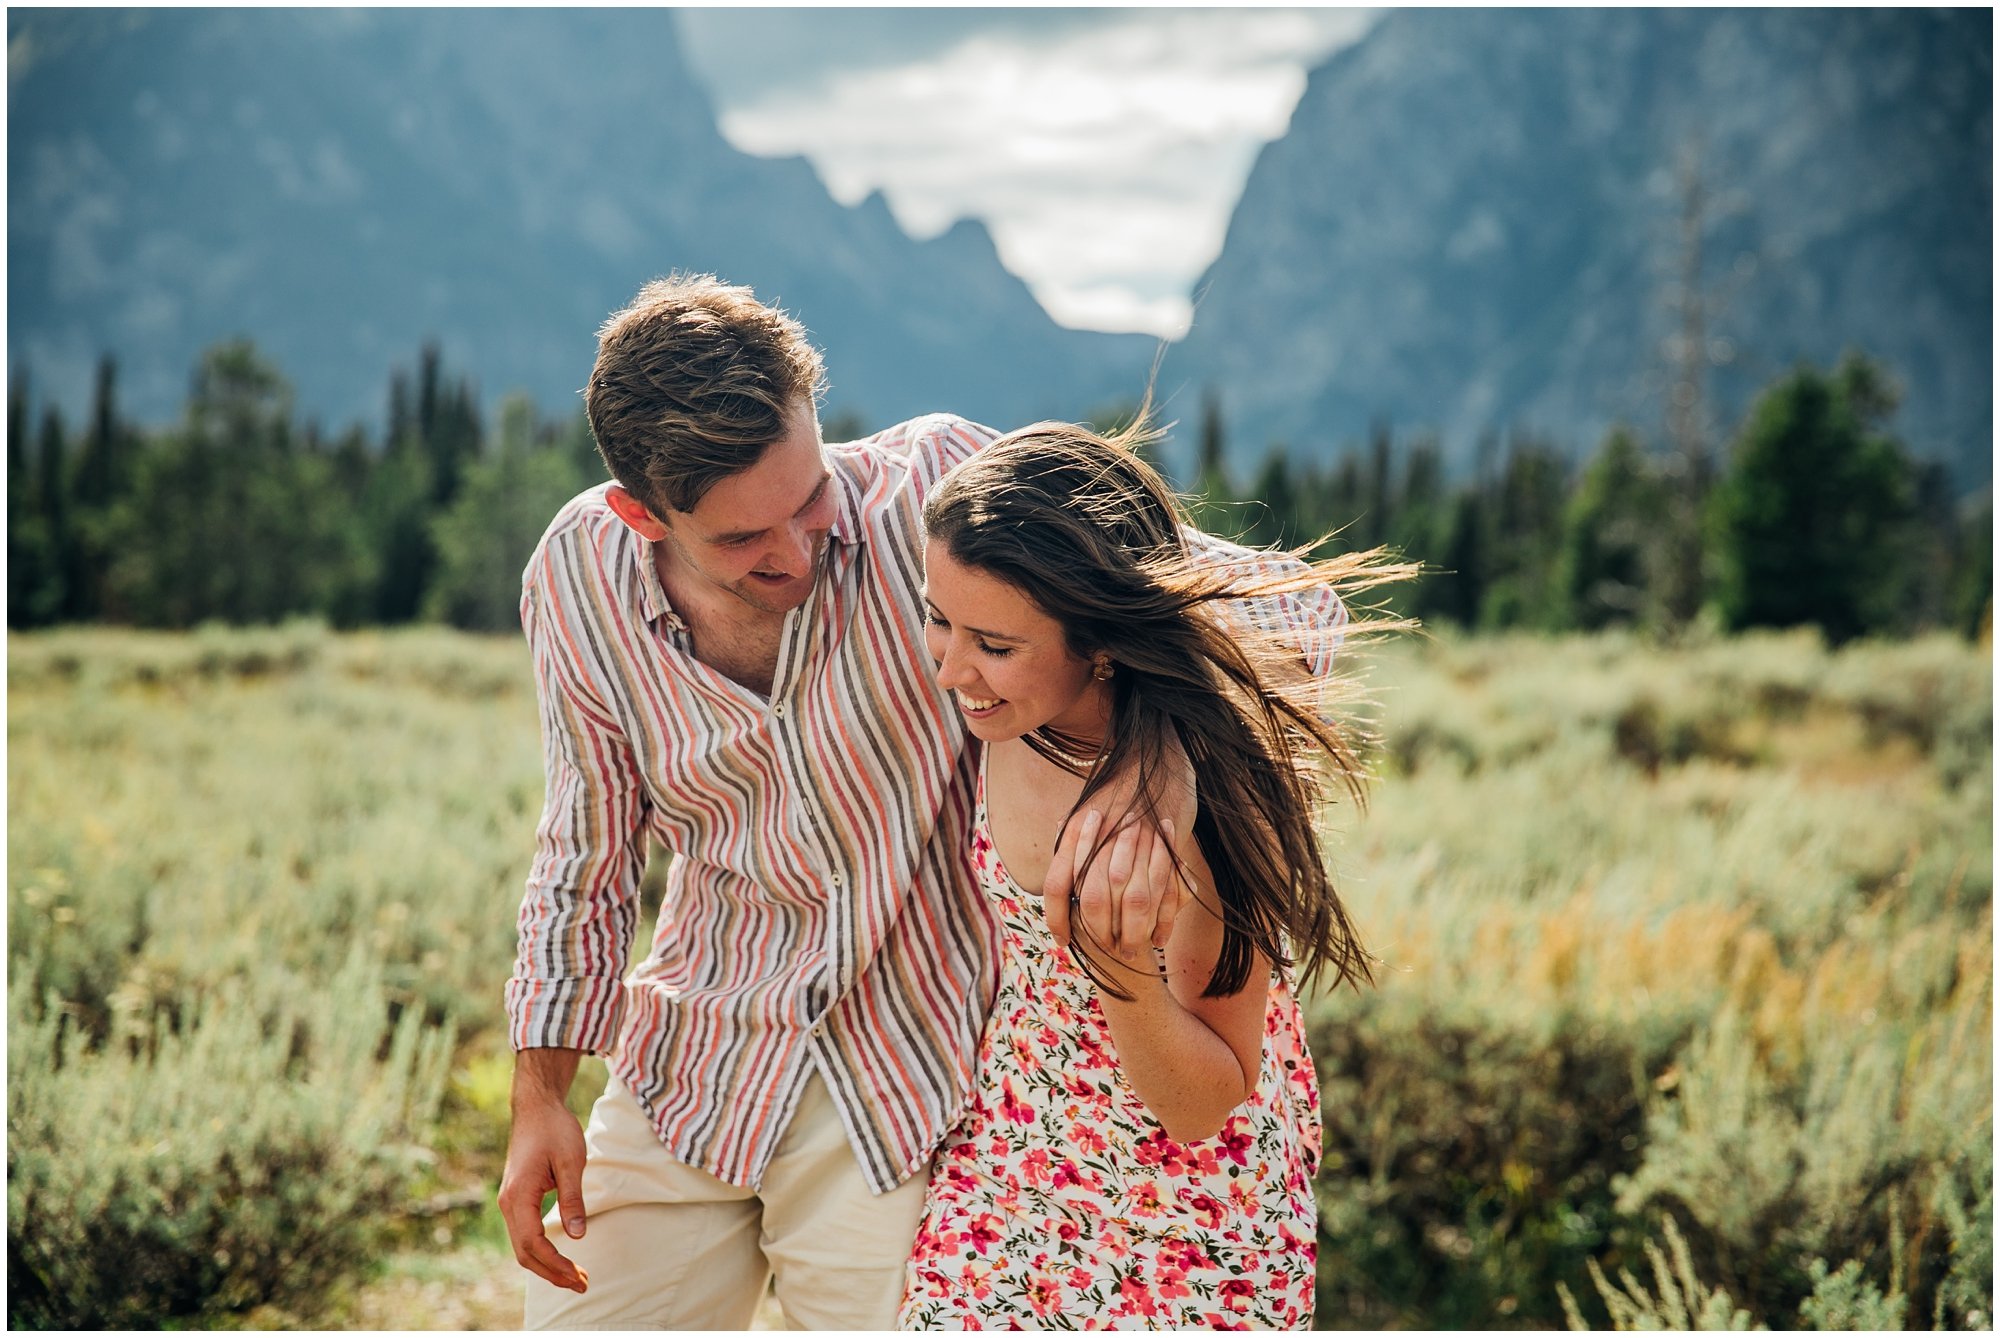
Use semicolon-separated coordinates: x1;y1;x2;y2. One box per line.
958;1260;994;1301
1184;1191;1225;1230
966;1213;1004;1255
1127;1179;1166;1217
1068;1122;1108;1155
1132;1129;1169;1167
1187;1145;1222;1177
1228;1179;1259;1215
1220;1279;1258;1313
1216;1116;1254;1165
1019;1147;1052;1185
999;1078;1035;1126
1156;1267;1193;1301
1026;1276;1064;1318
1051;1158;1085;1190
1063;1072;1096;1101
1055;1219;1082;1247
1116;1275;1160;1318
1067;1266;1095;1293
1076;1031;1114;1070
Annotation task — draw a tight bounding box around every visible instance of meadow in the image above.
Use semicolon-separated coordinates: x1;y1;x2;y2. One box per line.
7;622;1990;1329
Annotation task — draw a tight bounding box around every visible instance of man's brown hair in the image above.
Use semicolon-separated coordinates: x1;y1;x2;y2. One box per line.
585;273;826;515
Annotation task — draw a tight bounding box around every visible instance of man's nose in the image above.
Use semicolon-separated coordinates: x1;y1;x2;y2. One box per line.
773;523;816;576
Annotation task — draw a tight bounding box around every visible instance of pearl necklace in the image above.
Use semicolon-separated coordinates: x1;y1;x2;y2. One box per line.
1032;728;1105;774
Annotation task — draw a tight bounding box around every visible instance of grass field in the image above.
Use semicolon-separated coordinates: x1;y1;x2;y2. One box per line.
7;622;1990;1329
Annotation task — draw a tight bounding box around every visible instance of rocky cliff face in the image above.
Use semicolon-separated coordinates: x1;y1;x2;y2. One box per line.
1161;8;1991;484
8;9;1153;433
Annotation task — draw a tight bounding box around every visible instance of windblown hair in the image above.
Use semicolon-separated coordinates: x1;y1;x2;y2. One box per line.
923;418;1414;999
586;273;826;515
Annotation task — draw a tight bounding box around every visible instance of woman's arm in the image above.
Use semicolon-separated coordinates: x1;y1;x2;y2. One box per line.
1064;812;1268;1143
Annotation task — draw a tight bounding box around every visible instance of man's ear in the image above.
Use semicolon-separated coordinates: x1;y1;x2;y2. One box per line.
606;485;672;542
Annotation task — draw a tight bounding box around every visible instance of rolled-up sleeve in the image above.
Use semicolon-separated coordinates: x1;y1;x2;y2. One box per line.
1185;529;1350;678
505;559;647;1053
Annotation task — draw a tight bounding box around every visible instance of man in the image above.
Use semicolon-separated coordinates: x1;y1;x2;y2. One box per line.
497;274;1177;1328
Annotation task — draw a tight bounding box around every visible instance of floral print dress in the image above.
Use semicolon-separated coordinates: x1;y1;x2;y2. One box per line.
898;757;1322;1330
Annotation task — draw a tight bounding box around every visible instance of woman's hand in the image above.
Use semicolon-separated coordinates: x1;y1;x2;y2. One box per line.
1041;731;1197;951
1045;810;1182;965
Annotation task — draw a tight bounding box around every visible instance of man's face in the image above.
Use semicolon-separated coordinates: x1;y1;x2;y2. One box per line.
658;403;838;616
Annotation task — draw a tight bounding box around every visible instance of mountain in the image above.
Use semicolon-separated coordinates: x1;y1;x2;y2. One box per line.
1162;8;1991;486
7;9;1155;436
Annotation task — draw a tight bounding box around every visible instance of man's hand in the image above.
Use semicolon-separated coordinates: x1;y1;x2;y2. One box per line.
497;1048;591;1294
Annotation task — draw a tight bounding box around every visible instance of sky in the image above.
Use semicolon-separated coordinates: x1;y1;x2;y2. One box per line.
676;8;1379;338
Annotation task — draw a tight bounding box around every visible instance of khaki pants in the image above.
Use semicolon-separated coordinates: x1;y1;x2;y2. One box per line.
522;1071;932;1330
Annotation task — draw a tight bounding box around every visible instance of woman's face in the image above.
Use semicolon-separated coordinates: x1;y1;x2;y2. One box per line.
922;540;1110;745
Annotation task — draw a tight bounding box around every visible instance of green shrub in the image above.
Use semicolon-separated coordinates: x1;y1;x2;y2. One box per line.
7;954;451;1328
1309;996;1664;1328
1559;1216;1756;1330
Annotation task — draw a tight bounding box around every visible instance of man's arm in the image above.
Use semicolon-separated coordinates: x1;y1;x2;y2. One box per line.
1183;527;1350;679
498;1047;590;1293
497;567;650;1293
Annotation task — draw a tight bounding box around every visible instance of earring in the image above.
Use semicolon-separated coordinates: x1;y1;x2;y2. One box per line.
1092;658;1114;681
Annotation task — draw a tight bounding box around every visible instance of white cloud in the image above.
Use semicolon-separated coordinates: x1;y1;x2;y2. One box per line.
715;9;1377;336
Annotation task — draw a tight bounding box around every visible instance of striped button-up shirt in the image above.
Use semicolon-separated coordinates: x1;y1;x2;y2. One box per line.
510;414;997;1193
508;412;1350;1194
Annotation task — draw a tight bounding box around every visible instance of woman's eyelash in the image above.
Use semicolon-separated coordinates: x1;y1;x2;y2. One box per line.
927;611;1012;656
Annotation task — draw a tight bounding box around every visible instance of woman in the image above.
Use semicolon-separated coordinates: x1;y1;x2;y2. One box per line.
897;420;1407;1329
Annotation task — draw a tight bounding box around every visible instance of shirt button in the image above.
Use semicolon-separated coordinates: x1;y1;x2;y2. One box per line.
810;1023;824;1038
832;874;843;886
773;704;785;718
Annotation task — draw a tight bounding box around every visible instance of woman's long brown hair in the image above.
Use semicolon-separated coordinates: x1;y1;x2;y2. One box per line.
924;419;1414;1000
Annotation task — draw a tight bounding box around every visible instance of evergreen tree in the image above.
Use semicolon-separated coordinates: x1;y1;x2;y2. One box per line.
1479;436;1570;629
1197;389;1226;487
1435;490;1487;629
1324;450;1365;551
1890;459;1961;634
1243;450;1302;549
1558;427;1664;630
1185;387;1238;535
1708;355;1915;643
1949;495;1992;640
69;355;140;619
33;407;76;624
106;340;351;625
8;374;63;628
1361;421;1394;551
425;393;593;631
557;410;608;490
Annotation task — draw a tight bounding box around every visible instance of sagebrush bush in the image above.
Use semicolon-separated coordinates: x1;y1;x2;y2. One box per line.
9;623;1987;1329
1315;626;1990;1329
1308;993;1664;1328
7;954;451;1327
